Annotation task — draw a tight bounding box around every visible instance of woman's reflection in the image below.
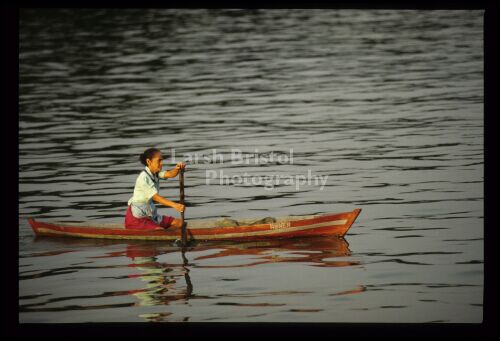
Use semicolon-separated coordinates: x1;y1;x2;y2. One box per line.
125;243;193;321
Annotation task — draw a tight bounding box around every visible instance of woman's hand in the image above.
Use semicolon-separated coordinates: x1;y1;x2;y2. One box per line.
174;203;185;213
175;162;186;170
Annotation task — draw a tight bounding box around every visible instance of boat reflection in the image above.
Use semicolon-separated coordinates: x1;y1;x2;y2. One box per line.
190;237;358;268
32;236;359;321
33;236;358;269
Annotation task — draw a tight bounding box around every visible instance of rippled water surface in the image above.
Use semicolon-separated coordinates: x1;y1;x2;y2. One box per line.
19;9;483;323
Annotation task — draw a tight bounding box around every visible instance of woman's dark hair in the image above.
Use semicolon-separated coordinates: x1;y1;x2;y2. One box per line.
139;148;161;166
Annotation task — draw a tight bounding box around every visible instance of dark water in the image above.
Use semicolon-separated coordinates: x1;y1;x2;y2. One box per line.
19;9;483;323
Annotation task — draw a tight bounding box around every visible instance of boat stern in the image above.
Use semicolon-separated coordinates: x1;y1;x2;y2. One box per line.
28;218;39;234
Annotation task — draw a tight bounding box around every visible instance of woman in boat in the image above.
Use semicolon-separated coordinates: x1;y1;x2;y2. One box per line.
125;148;186;230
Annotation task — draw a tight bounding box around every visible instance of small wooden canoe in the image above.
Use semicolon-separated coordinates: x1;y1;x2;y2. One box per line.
28;208;361;242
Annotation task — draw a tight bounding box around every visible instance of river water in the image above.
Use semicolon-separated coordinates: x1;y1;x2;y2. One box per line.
19;9;483;323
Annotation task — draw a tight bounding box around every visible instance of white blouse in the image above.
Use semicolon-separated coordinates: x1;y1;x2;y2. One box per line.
128;167;167;220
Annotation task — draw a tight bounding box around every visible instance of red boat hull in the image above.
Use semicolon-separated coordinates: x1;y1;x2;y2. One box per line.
28;209;361;241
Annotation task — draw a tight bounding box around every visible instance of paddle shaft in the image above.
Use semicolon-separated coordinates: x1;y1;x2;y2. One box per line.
180;168;187;245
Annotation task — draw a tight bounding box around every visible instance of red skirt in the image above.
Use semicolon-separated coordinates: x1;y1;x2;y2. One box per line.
124;206;174;230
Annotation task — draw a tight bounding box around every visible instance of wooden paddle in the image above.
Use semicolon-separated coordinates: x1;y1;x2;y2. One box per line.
180;168;187;246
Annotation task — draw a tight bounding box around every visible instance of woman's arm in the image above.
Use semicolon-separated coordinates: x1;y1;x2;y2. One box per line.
152;193;185;212
162;162;186;179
